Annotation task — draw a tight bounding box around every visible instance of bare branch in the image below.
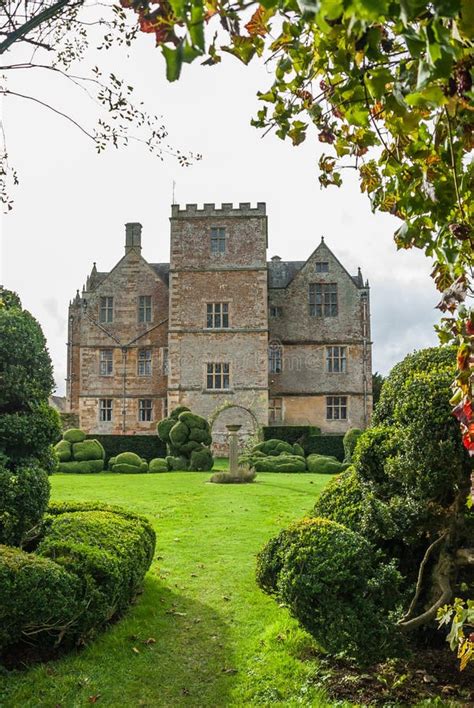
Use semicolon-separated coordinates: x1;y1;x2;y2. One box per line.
399;532;448;624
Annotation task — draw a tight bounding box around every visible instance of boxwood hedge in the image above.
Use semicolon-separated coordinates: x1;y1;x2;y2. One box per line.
0;503;155;656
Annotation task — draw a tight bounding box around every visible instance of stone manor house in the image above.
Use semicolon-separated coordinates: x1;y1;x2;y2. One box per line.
66;203;372;446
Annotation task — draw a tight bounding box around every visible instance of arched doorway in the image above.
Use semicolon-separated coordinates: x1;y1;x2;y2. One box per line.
209;403;262;457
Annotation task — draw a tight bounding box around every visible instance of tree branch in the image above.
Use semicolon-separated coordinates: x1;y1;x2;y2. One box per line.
399;532;448;624
0;0;80;55
397;550;452;632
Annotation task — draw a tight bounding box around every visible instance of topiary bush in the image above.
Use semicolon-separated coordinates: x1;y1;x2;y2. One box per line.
0;504;156;657
306;454;350;474
149;458;168;473
54;429;105;474
257;347;473;665
157;406;214;471
109;451;149;474
256;517;403;664
253;454;307;472
0;464;50;547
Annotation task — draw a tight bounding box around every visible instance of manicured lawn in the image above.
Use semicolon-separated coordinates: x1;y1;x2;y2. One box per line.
1;471;338;707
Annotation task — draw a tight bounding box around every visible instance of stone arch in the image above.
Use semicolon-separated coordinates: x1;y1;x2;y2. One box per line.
209;403;262;456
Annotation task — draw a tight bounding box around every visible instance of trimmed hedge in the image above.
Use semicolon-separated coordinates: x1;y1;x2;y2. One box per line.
58;460;104;474
149;458;168;473
263;426;321;446
86;434;166;464
305;434;345;461
0;464;50;546
109;452;148;474
306;454;350;474
0;503;156;654
256;516;403;664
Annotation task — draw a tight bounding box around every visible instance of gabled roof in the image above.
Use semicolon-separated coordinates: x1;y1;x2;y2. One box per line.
268;240;366;290
149;263;170;287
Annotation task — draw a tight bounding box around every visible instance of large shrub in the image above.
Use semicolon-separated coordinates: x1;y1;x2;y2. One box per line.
157;406;214;471
343;428;362;463
258;347;473;664
109;451;148;474
0;464;50;547
54;429;105;474
0;504;156;655
256;517;402;664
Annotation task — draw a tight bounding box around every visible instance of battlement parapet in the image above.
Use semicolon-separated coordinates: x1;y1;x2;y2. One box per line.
171;202;266;218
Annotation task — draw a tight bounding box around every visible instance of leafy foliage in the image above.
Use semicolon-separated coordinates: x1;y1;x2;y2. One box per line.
256;516;403;664
157;406;214;471
0;464;50;547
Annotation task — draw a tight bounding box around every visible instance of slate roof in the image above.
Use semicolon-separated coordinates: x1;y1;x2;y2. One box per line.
150;263;170;287
268;260;363;289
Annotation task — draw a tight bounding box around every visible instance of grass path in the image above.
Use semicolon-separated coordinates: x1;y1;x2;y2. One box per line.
1;471;338;707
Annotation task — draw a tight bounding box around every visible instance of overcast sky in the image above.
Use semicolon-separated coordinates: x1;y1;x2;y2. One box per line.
0;21;440;396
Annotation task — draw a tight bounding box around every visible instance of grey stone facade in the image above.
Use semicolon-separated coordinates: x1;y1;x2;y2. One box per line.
67;204;372;447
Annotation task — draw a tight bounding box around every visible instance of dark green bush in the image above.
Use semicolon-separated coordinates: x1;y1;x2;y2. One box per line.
0;296;55;411
72;440;105;462
305;434;345;461
373;346;456;425
109;451;148;474
0;505;156;654
112;451;141;467
58;460;104;474
87;434;166;463
0;544;82;651
263;426;321;445
0;404;62;465
190;448;214;471
343;428;363;462
253;454;307;472
149;458;168;473
157;407;214;471
256;517;403;663
353;426;398;487
166;455;188;471
0;464;50;547
313;468;365;531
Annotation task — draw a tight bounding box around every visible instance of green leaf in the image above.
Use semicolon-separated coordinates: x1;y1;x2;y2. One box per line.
405;85;446;106
162;44;183;82
416;59;433;89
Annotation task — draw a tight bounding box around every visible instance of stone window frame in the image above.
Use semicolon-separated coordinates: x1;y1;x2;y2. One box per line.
269;397;283;423
161;347;169;375
309;282;338;317
269;305;283;318
206;362;230;391
137;348;152;377
99;296;114;323
326;395;348;421
99;348;113;376
315;261;329;273
138;295;153;323
206;302;230;329
99;398;113;422
210;226;226;254
269;343;283;374
163;397;168;418
138;398;153;422
326;346;347;373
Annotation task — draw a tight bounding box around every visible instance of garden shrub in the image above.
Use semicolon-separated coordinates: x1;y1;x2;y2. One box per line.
258;347;472;664
63;428;86;443
0;544;82;652
312;468;365;532
0;464;50;547
165;455;188;471
72;440;105;461
256;517;402;664
263;425;321;446
58;460;104;474
253;454;307;472
55;429;105;473
149;458;168;473
306;454;350;474
157;407;214;471
108;452;148;474
0;404;62;465
0;505;156;654
55;439;72;462
304;434;345;460
343;428;363;462
86;434;166;464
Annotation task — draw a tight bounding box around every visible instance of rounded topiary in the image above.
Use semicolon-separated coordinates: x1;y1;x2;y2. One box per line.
72;440;105;462
306;455;348;474
253;454;307;472
149;458;168;473
313;468;366;531
353;426;398;487
0;404;62;465
293;443;305;457
58;460;104;474
189;448;214;471
0;292;55;411
157;407;214;472
63;428;86;444
256;517;402;663
109;451;148;474
0;464;50;546
55;439;72;462
114;452;142;467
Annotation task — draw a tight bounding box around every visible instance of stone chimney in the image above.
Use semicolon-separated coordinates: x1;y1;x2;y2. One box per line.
125;222;142;253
